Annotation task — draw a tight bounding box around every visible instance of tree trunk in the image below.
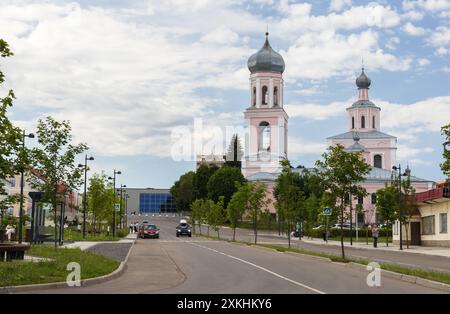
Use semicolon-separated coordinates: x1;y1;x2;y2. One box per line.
340;200;345;260
254;213;258;245
233;227;236;241
287;220;291;249
54;201;58;248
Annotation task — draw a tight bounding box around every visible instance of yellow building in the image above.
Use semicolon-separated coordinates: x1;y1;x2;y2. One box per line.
393;183;450;247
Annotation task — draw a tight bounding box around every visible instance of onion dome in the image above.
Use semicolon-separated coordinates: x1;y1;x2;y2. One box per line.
248;32;285;74
356;68;371;89
346;132;367;152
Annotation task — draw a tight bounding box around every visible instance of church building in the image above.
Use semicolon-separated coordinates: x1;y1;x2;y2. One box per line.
242;32;435;224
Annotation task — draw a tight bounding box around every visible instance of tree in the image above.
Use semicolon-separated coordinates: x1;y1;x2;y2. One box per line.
376;183;399;246
246;182;270;244
0;39;23;213
190;199;204;234
227;182;251;241
87;173;112;234
225;134;244;169
207;165;245;209
441;124;450;180
193;164;218;200
316;145;370;260
400;174;416;249
171;171;195;213
208;197;224;239
29;117;88;247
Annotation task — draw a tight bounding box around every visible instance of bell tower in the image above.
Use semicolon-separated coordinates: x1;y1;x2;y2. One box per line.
243;32;289;178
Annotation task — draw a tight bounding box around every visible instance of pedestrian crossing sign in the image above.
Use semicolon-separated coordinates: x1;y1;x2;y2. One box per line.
323;207;332;216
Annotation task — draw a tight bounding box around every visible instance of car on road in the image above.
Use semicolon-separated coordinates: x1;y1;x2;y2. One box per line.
176;221;192;237
312;225;325;230
139;224;160;239
332;223;352;229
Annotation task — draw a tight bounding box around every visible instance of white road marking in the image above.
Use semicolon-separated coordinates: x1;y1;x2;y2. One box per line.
188;242;326;295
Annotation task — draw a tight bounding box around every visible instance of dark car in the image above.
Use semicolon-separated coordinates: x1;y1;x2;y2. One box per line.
176;222;192;237
139;224;160;239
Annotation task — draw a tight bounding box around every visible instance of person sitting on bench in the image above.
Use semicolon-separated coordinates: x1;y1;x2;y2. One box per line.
5;224;16;241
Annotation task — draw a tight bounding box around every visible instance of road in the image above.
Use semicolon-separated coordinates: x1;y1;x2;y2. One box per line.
24;216;446;294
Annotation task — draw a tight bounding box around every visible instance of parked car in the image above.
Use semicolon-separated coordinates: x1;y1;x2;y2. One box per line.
332;223;352;229
139;224;160;239
176;221;192;237
312;225;325;230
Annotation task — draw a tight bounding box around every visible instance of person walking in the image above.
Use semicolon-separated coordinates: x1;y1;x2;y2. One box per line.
371;224;379;248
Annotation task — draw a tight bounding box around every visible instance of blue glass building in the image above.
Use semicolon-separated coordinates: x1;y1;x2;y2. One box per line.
139;193;176;213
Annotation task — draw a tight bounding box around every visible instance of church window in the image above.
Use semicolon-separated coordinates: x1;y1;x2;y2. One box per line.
259;121;271;152
262;86;268;105
274;87;278;106
374;155;382;169
253;87;256;106
371;194;377;204
372;116;376;129
361;116;366;129
352;117;355;129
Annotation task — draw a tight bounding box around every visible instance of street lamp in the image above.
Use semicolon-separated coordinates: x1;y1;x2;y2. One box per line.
78;155;94;238
18;131;34;244
108;170;121;237
119;184;126;228
392;164;411;251
124;193;129;227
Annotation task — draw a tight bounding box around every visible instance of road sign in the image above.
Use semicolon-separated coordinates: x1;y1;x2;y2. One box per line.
114;203;120;210
323;207;332;216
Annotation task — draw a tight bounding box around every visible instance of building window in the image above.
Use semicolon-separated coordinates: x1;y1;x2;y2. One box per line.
358;195;363;205
372;116;376;129
352;117;355;129
344;193;350;205
440;213;448;234
374;155;382;169
274;87;278;106
262;86;268;105
361;116;365;129
371;193;377;204
139;193;176;213
422;215;435;235
259;121;271;152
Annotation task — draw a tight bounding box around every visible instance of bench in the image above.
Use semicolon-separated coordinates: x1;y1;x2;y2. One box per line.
0;243;31;262
36;225;53;243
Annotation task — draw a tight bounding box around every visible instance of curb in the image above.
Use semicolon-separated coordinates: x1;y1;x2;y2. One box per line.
0;238;136;294
283;251;332;263
346;262;450;293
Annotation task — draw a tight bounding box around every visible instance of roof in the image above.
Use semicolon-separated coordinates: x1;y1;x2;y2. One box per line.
246;172;279;182
247;33;285;74
349;100;380;108
356;68;371;89
327;130;396;140
346;142;367;152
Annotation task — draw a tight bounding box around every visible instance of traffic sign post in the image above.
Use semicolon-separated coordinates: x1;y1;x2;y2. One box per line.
115;203;120;211
323;207;332;243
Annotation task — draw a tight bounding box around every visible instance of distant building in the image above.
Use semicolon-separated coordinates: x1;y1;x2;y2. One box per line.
393;182;450;247
196;154;226;170
122;188;177;216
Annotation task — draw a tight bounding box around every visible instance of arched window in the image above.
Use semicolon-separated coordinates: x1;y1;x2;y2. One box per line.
371;194;377;204
262;86;268;105
274;87;278;106
372;116;376;129
361;116;366;129
252;87;256;106
259;121;271;152
358;195;364;205
352;117;355;129
374;155;382;169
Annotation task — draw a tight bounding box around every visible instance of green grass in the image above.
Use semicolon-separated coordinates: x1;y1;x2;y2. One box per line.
63;231;122;242
0;244;120;287
194;232;450;286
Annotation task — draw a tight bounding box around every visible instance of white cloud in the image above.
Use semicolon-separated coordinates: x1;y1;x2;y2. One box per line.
403;22;426;36
428;26;450;46
289;137;327;157
200;26;240;45
417;58;431;66
329;0;352;12
285;101;346;120
403;0;450;12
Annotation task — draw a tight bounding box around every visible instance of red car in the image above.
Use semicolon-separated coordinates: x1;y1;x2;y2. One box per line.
139;224;160;239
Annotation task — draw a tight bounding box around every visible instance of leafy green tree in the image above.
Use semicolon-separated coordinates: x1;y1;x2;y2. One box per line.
225;134;244;169
207;165;245;209
246;182;270;244
399;173;416;249
441;124;450;180
227;182;251;241
193;164;218;200
316;144;370;259
29;117;88;247
0;39;23;213
171;171;195;213
87;173;112;233
208;197;224;239
190;199;203;234
376;183;399;246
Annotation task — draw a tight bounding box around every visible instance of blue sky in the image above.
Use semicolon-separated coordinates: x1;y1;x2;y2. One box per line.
1;0;449;188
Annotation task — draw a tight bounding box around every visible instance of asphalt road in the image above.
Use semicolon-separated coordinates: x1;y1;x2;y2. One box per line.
24;216;446;294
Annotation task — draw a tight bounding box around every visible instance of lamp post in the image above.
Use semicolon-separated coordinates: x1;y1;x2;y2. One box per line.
392;164;411;251
119;184;126;228
125;193;129;227
78;155;94;238
108;170;121;237
18;131;34;243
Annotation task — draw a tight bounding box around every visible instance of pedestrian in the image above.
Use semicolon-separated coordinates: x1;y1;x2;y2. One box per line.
134;222;138;234
129;223;133;234
371;224;379;248
5;224;15;241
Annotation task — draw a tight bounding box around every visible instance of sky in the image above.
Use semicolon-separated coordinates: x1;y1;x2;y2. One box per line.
1;0;450;189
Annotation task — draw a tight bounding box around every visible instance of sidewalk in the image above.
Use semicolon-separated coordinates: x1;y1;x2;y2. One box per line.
257;232;450;259
62;233;137;251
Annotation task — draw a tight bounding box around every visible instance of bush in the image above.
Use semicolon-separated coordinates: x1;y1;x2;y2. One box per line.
307;227;392;239
116;227;129;238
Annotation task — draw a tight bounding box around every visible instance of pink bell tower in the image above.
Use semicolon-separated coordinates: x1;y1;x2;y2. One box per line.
242;32;289;178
